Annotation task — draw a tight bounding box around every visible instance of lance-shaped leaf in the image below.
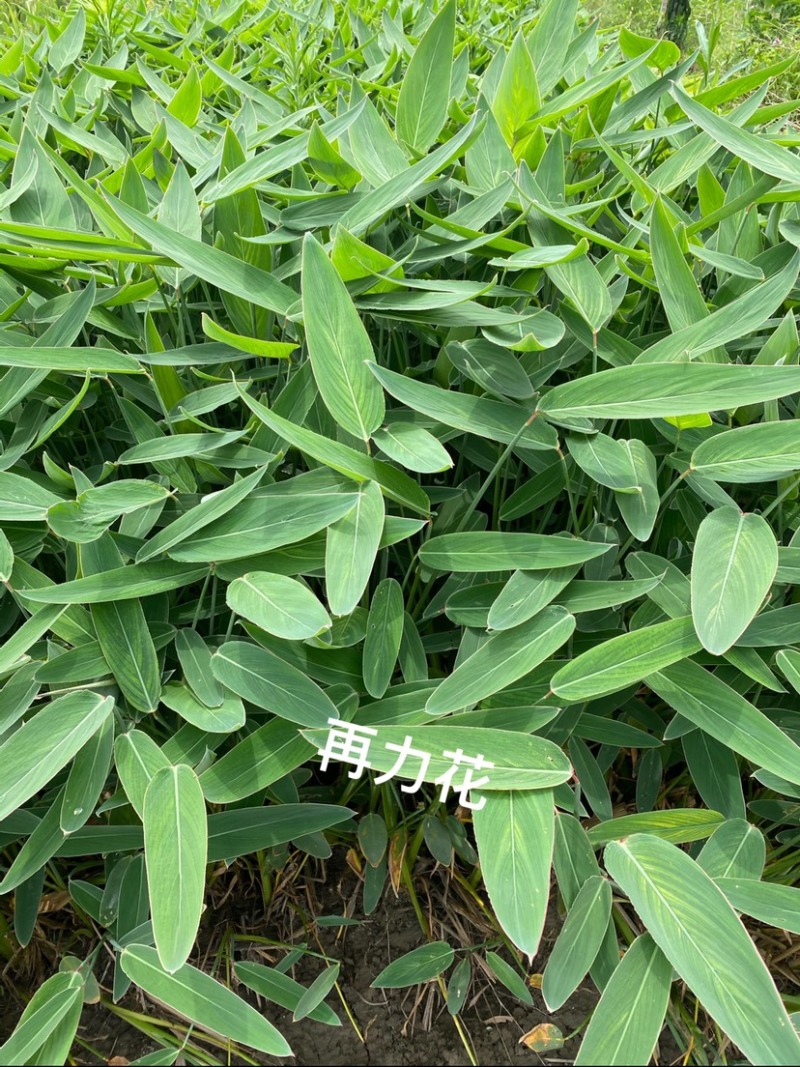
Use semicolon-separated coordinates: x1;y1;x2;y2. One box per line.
144;764;207;973
574;935;672;1066
371;942;454;988
550;617;701;703
211;640;336;727
302;234;383;441
325;481;384;616
419;532;613;572
426;606;575;714
396;0;455;153
605;834;800;1065
302;724;572;791
0;692;113;821
691;422;800;483
81;535;161;712
473;789;554;959
647;659;800;786
542;875;612;1010
120;946;291;1056
227;572;331;641
691;507;777;655
538;364;800;420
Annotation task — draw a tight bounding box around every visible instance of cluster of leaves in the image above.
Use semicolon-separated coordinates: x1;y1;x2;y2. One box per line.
2;0;800;1063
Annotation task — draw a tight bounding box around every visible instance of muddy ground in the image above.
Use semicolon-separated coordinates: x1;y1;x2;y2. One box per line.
1;851;676;1066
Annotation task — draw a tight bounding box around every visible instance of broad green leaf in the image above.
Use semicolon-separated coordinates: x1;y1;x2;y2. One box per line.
0;692;113;821
492;32;540;146
136;467;269;562
170;472;358;563
363;578;404;699
199;719;315;804
647;659;800;786
550;617;701;703
325;481;384;616
473;789;554;959
368;362;557;450
60;715;114;833
106;196;296;317
144;764;207;972
672;84;800;185
211;640;336;727
81;535;161;713
160;684;245;734
691;422;800;483
227;572;330;641
371;942;454;988
302;234;383;441
22;560;207;604
691;507;777;655
419;532;613;572
372;423;452;473
426;607;575;714
396;0;455;153
235;962;340;1026
605;835;800;1065
0;971;83;1065
574;935;672;1066
238;389;430;515
120;946;291;1056
542;875;612;1011
716;878;800;934
538;364;800;420
303;724;572;790
115;730;171;819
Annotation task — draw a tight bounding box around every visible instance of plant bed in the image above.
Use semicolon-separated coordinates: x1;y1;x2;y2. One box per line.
1;0;800;1065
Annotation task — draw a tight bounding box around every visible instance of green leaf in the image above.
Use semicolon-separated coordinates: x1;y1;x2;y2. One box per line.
293;963;341;1021
81;535;161;713
473;789;554;959
238;389;430;515
303;724;572;791
302;234;383;441
419;532;613;572
691;422;800;483
538;364;800;420
605;835;800;1065
0;971;83;1065
363;578;404;699
227;572;331;641
716;878;800;934
144;764;207;973
574;935;672;1066
372;423;452;473
105;195;296;317
120;945;291;1056
371;942;454;988
325;481;384;616
492;32;540;145
550;617;701;703
199;719;314;804
211;640;336;727
115;730;172;819
396;0;455;153
672;83;800;185
0;692;113;821
691;506;777;655
369;361;557;450
647;659;800;786
542;875;612;1011
235;962;340;1026
426;607;575;714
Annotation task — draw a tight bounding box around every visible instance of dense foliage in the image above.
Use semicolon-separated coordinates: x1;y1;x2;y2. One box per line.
1;0;800;1063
